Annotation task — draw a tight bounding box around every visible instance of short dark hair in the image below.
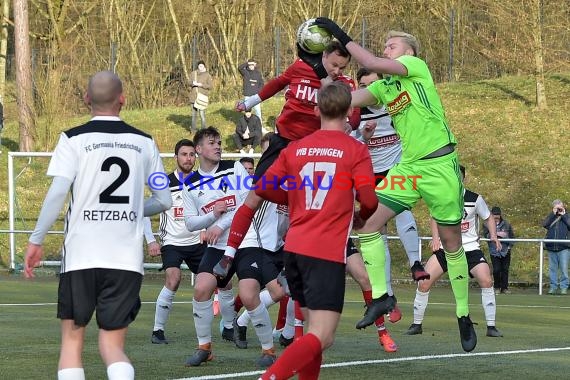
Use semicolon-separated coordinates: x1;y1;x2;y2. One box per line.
356;67;373;83
261;132;274;145
239;157;254;166
193;126;220;146
318;81;352;119
196;60;206;67
324;40;350;60
174;139;194;155
491;206;502;215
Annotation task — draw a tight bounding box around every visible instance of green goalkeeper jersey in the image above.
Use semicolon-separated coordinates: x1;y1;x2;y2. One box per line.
367;55;456;163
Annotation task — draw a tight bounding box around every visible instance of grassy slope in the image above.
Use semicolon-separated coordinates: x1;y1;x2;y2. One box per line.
1;74;569;281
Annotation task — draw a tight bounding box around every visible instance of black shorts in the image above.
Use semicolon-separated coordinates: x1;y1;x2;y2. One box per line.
346;238;359;258
198;247;236;288
57;269;142;330
375;170;389;186
284;251;346;313
254;133;291;178
434;248;488;278
161;243;206;273
266;246;285;271
234;247;280;287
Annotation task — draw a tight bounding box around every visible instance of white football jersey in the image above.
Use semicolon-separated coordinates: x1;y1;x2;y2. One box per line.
158;172;201;246
47;117;165;274
461;189;491;251
351;106;402;173
243;201;289;252
182;160;251;250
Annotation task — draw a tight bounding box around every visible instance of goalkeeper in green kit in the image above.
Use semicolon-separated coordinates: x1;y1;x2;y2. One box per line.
315;18;476;352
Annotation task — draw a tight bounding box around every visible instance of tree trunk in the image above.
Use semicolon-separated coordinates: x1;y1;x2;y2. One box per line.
166;0;190;84
13;0;35;151
533;0;547;110
0;0;9;105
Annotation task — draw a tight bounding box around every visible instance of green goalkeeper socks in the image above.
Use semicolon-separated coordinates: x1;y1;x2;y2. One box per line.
445;246;470;317
358;232;387;298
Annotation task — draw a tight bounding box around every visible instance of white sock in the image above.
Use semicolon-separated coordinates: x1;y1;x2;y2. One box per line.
238;289;277;327
282;297;295;339
249;302;274;350
154;286;175;331
107;362;134;380
481;287;496;326
413;289;430;325
192;298;214;345
217;288;236;329
382;235;393;296
260;288;276;308
58;368;85;380
395;210;420;266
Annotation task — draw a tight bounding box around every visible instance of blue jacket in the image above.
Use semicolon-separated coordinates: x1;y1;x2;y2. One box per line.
484;218;515;258
542;212;570;252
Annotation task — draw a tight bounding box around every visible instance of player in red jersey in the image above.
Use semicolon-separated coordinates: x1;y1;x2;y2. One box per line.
255;81;378;380
213;41;359;278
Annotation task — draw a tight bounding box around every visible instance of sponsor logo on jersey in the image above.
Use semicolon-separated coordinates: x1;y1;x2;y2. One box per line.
198;191;205;197
386;91;411;115
201;195;237;214
461;221;469;232
173;207;184;218
277;204;289;214
368;134;400;148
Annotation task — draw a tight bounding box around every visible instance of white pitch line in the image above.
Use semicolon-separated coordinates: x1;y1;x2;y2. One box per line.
173;346;570;380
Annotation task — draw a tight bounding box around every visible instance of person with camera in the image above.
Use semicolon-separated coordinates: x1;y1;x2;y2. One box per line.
542;200;570;295
483;207;515;294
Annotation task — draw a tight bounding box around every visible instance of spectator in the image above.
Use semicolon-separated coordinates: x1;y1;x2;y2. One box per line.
239;157;255;175
542;199;570;295
238;59;264;124
484;207;515;294
233;111;262;154
189;60;213;132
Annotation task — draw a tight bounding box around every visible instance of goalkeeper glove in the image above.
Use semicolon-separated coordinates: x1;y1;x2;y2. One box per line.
314;17;353;46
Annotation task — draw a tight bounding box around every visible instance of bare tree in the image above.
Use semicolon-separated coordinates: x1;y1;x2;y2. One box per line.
532;0;547;109
0;0;9;104
13;0;35;151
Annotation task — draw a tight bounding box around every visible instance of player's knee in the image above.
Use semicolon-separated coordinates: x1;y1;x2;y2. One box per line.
267;280;285;301
418;279;432;292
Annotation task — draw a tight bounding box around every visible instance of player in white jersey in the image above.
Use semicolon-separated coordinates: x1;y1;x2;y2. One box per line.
182;127;285;368
232;200;291;349
142;139;207;345
405;165;504;338
24;71;171;380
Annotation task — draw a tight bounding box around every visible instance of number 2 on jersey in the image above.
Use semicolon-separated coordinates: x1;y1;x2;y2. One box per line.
100;156;130;204
300;162;336;210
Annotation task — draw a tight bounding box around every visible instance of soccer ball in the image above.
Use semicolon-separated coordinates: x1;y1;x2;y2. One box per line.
296;18;332;54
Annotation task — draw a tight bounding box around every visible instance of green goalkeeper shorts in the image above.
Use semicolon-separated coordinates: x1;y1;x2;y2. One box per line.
375;151;464;225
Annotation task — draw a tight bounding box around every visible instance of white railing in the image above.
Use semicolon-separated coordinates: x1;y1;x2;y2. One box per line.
5;152;567;296
7;151;260;273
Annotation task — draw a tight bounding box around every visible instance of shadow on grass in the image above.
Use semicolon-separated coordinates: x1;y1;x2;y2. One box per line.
216;107;240;125
551;74;570;86
1;137;19;151
484;82;532;106
167;114;192;131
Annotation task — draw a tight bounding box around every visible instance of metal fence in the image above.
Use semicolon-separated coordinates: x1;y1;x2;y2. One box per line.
6;151;569;295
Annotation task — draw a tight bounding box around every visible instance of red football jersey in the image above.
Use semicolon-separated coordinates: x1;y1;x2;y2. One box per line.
258;59;356;141
261;130;374;263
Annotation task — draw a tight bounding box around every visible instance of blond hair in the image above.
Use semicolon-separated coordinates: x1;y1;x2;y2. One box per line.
386;30;420;56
